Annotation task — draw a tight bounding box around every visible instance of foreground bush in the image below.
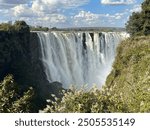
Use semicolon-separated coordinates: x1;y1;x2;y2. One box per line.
0;75;34;113
42;86;128;113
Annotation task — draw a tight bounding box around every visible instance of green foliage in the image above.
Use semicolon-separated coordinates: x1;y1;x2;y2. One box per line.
126;12;144;36
11;87;34;113
30;26;49;31
14;21;30;33
42;86;128;113
106;36;150;112
0;21;30;33
0;75;34;113
0;23;14;32
141;0;150;35
126;0;150;36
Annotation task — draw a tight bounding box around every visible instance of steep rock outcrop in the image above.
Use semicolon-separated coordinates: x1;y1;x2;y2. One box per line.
0;31;63;111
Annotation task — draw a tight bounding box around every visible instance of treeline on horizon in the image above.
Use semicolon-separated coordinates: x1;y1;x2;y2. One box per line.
0;21;125;32
0;21;48;32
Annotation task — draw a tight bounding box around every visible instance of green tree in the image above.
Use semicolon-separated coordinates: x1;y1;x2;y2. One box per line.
126;0;150;36
0;75;34;113
0;23;14;32
141;0;150;35
126;12;144;36
0;21;30;33
14;21;30;33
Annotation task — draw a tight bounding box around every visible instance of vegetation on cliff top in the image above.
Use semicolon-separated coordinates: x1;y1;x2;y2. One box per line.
106;36;150;112
0;21;30;33
126;0;150;36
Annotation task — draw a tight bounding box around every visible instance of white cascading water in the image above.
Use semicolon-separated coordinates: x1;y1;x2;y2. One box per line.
37;31;128;89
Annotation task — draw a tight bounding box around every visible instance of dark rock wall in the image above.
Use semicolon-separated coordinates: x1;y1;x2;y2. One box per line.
0;31;63;111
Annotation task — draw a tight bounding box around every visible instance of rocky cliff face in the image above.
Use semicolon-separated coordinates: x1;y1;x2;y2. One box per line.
0;31;63;110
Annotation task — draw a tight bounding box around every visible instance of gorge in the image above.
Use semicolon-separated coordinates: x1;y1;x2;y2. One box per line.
0;29;128;110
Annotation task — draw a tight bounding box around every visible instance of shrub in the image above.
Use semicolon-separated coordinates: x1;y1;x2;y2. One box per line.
42;86;128;113
0;75;34;113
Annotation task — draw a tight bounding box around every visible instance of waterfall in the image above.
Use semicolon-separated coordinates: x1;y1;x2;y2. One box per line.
37;31;128;88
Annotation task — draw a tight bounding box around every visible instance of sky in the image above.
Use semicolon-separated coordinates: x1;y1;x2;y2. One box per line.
0;0;144;28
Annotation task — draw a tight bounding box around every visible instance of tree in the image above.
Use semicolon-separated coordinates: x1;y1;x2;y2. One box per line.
0;21;30;33
14;21;30;33
141;0;150;35
0;75;34;113
126;12;144;36
0;23;14;32
126;0;150;36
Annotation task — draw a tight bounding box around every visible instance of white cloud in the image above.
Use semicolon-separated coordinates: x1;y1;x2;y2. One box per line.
12;4;35;17
60;0;89;8
0;0;136;27
31;0;89;12
115;15;121;19
38;14;67;23
0;0;30;4
73;11;100;26
74;11;99;21
114;12;125;19
0;0;89;10
9;1;68;27
72;10;127;27
130;4;141;13
101;0;135;5
30;0;90;20
0;0;30;9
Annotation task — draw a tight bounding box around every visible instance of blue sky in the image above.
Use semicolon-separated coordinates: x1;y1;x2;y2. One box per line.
0;0;143;28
